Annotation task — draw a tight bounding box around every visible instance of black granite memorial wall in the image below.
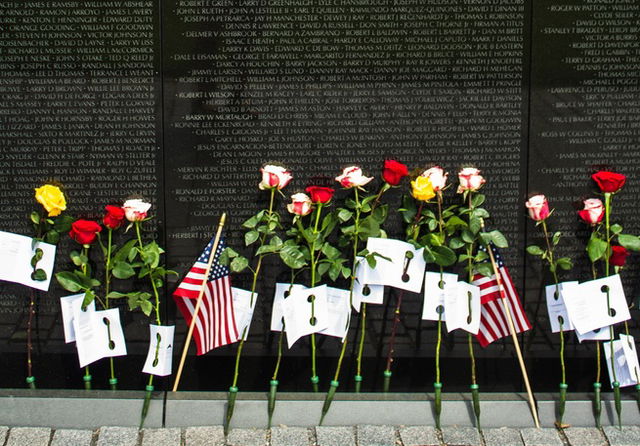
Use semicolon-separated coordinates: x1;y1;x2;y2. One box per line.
0;0;638;392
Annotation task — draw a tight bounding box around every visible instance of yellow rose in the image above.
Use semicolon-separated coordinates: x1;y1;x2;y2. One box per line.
410;176;435;202
34;184;67;217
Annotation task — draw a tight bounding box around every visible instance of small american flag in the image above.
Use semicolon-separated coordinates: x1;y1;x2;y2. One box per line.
173;235;239;355
473;244;531;347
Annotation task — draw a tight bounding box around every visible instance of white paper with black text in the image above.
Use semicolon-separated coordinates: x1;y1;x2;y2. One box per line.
422;272;457;322
545;282;576;333
231;287;257;341
620;334;640;387
60;293;95;343
576;326;611;343
604;335;639;387
445;282;481;334
563;275;630;334
0;231;56;291
364;237;426;293
282;285;329;348
319;287;350;340
143;325;175;376
271;283;307;331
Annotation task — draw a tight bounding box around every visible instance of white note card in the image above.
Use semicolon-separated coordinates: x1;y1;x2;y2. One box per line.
545;282;576;333
576;326;612;343
620;335;640;387
563;275;630;334
231;287;257;340
143;325;175;376
282;285;329;348
319;287;351;340
604;335;640;388
0;231;56;291
365;237;426;293
60;293;95;343
74;306;127;368
271;283;307;331
352;257;385;312
445;282;481;334
422;272;457;322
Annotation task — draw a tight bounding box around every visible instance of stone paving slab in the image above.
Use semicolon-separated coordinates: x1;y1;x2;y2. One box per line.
141;428;181;446
520;428;563;446
5;427;51;446
603;426;640;446
226;428;268;446
0;426;9;445
270;426;311;446
184;426;225;446
97;427;139;446
482;427;524;446
562;428;606;446
398;426;439;446
315;426;356;446
356;425;396;446
441;426;480;446
51;429;94;446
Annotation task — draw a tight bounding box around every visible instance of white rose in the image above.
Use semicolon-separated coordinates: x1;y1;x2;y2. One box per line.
122;198;152;222
421;166;448;191
335;166;373;188
259;165;293;190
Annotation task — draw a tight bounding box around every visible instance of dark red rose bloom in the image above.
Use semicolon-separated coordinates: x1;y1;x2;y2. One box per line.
592;171;626;193
69;219;102;245
305;186;334;204
609;245;629;267
103;205;125;229
382;159;408;186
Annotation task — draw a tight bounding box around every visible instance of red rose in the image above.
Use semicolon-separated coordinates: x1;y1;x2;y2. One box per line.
69;219;102;245
592;171;626;193
305;186;334;204
609;245;629;267
382;159;408;186
103;205;125;229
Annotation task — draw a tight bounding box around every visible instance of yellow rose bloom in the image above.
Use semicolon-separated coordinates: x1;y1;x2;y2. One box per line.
410;176;435;202
34;184;67;217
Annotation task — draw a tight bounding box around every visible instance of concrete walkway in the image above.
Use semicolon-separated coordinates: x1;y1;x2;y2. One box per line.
2;425;640;446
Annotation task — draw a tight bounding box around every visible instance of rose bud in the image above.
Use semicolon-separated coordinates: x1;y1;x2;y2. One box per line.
122;198;152;222
287;193;313;216
382;159;408;186
609;245;629;267
578;198;604;225
34;184;67;217
421;166;448;192
410;175;435;202
259;164;293;191
305;186;335;204
525;194;550;221
457;167;486;193
335;166;373;189
592;170;626;194
103;205;126;230
69;219;102;245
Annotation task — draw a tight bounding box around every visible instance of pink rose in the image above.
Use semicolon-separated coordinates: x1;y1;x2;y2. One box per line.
457;167;486;193
287;193;312;216
259;164;293;190
335;166;373;188
525;194;550;221
578;198;604;225
421;166;448;191
122;198;151;222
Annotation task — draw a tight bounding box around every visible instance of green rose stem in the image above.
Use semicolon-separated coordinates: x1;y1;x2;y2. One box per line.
134;221;162;429
225;188;276;435
26;211;45;389
434;191;445;429
383;201;423;392
465;192;480;430
588;234;602;427
308;201;325;392
80;245;92;390
603;192;621;429
104;228;118;390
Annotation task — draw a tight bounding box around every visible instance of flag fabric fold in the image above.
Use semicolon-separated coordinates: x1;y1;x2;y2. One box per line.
173;235;239;355
472;244;531;347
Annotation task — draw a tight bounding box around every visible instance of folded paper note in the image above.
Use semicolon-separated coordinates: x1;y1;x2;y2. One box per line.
352;257;384;312
422;271;457;322
143;325;175;376
231;287;257;341
60;293;95;344
0;231;56;291
319;287;350;340
365;238;426;293
282;285;329;348
271;283;307;331
575;326;611;343
545;282;576;333
445;281;481;334
73;303;127;368
604;334;640;387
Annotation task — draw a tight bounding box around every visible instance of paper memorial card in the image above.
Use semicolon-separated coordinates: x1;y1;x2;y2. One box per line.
352;257;385;312
0;231;56;291
364;237;426;293
282;285;329;349
60;293;95;343
576;326;611;343
271;283;307;331
319;287;351;340
72;299;102;367
143;325;175;376
563;275;630;334
422;272;457;322
604;335;639;387
620;334;640;387
93;308;127;359
545;282;577;333
232;287;257;341
445;282;481;334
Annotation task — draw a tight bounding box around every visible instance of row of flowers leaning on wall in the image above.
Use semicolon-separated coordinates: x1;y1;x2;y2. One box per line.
17;165;640;431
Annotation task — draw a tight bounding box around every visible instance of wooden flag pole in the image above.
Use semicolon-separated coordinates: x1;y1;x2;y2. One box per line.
172;213;227;392
481;219;541;428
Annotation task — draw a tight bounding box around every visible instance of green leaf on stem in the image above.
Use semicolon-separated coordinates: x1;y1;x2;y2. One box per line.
587;234;608;262
618;234;640;252
30;211;40;225
112;261;136;279
475;263;494;277
53;214;74;232
557;257;573;271
56;271;84;292
444;216;467;233
432;245;457;267
230;256;249;272
399;195;417;223
245;230;259;246
359;216;380;238
461;229;475;244
611;224;623;234
82;290;95;308
321;242;341;260
471;194;485;207
337;208;353;223
526;245;544;256
44;230;59;244
279;245;306;269
449;237;465;250
552;231;562;246
317;262;330;278
242;211;264;229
